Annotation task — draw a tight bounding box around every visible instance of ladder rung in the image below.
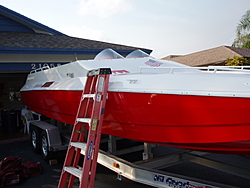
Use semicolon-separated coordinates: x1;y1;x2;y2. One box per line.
64;166;82;179
71;142;87;150
83;94;95;98
77;118;91;123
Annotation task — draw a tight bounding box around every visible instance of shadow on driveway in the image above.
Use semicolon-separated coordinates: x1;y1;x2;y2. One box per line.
0;140;151;188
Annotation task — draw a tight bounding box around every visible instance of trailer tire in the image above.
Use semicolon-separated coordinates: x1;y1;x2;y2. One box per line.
30;126;40;153
41;131;52;161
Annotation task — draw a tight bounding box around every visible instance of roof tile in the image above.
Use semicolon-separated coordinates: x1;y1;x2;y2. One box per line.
163;46;250;66
0;31;151;52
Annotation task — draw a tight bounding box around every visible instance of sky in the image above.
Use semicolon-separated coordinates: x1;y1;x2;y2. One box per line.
1;0;250;58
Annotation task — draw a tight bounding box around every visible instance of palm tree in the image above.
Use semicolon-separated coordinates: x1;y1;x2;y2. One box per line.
232;9;250;48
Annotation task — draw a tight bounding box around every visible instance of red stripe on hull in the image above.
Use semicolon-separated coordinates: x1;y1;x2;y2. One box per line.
21;90;250;154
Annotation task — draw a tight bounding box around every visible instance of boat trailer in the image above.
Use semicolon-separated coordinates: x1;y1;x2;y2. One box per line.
23;110;250;188
85;137;249;188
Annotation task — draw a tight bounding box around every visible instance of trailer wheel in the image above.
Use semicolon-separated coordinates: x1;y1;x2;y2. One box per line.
30;127;40;153
41;131;52;161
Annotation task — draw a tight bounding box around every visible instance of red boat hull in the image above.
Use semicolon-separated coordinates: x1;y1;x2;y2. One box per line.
21;90;250;154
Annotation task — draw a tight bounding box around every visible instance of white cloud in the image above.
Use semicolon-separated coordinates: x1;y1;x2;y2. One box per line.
62;25;105;41
78;0;133;18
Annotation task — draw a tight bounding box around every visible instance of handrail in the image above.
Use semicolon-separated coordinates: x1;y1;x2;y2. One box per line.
139;66;250;74
30;65;50;74
207;66;250;73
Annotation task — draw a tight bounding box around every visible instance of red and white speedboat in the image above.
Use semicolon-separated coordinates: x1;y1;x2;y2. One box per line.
21;49;250;154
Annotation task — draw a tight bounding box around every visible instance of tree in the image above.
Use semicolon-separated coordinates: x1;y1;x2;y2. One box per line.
232;9;250;48
224;56;250;66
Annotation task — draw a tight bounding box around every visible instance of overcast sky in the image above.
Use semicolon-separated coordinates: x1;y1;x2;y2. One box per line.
2;0;250;58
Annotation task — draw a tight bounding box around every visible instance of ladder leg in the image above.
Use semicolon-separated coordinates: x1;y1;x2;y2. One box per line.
68;175;76;188
58;171;69;188
88;137;102;187
67;150;79;187
58;144;77;187
80;136;94;187
68;130;87;187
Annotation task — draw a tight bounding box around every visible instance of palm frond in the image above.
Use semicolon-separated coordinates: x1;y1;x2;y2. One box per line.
233;10;250;48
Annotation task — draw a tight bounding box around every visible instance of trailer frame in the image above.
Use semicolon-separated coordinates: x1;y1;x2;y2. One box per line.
23;110;250;187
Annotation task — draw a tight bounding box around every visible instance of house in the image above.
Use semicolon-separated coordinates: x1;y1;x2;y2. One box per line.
163;46;250;67
0;5;152;110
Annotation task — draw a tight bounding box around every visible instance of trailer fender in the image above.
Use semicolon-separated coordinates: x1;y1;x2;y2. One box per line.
30;121;62;150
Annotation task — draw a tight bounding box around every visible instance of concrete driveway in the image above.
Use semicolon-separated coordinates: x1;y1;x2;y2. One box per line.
0;140;150;188
1;139;250;188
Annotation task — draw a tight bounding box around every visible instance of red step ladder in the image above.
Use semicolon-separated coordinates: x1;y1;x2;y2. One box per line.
58;68;111;188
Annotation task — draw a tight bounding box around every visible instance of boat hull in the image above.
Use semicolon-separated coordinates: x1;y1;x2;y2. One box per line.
21;89;250;154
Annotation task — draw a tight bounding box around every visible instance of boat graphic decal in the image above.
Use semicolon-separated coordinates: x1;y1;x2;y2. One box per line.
112;70;130;74
145;59;163;67
34;84;43;88
42;81;54;87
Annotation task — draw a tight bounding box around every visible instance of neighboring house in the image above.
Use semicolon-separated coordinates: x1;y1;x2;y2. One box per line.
0;5;151;109
163;46;250;67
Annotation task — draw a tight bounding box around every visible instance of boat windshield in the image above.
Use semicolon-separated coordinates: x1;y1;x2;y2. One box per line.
94;48;124;60
126;50;151;58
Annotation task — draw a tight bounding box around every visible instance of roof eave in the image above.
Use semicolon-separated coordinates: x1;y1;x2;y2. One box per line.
0;47;152;56
0;5;65;35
